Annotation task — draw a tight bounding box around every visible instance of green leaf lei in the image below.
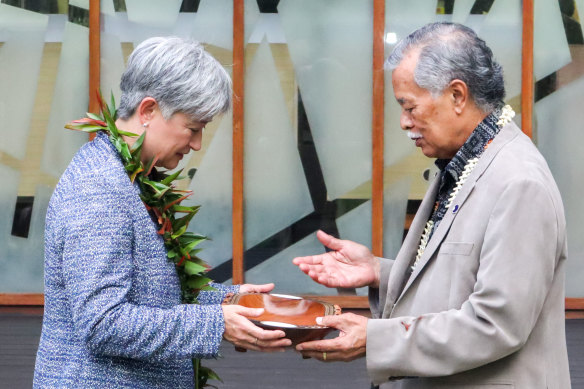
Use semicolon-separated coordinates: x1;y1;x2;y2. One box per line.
66;92;221;389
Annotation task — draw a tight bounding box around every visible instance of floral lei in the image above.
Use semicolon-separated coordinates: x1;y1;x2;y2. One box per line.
411;105;516;272
66;92;220;389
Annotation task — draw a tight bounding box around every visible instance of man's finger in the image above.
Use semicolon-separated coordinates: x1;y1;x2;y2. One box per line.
300;262;325;275
295;338;339;352
315;314;346;329
293;255;322;266
316;230;344;251
299;350;338;361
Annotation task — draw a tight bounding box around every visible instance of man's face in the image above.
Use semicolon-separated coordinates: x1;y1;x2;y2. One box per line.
392;50;468;159
141;111;208;170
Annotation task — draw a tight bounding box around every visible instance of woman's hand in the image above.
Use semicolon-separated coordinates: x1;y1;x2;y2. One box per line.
293;230;380;289
221;305;291;352
238;283;275;294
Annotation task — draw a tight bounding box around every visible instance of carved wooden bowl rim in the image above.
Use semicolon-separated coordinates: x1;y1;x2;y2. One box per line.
224;293;341;329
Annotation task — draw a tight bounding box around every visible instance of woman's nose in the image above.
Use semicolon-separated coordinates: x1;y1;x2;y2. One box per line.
190;132;202;151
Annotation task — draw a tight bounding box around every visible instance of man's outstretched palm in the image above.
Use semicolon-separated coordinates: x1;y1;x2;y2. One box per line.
292;230;380;289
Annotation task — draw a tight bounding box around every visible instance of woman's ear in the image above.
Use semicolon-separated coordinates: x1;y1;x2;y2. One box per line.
448;79;468;114
137;97;158;125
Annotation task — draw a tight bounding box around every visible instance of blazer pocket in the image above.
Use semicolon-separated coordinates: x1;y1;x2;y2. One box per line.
440;242;474;256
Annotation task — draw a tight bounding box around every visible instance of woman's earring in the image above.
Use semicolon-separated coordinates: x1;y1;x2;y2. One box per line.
142;122;149;128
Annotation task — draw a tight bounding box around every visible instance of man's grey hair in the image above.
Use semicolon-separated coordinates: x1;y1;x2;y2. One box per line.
117;36;232;121
386;22;505;113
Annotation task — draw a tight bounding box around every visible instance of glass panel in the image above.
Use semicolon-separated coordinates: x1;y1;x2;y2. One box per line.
383;0;449;217
386;0;441;34
0;1;88;293
385;0;443;49
337;201;372;252
0;166;19;253
533;0;571;79
0;0;65;13
69;0;89;9
241;0;373;295
188;114;233;269
190;0;259;51
336;201;371;296
278;0;373;201
535;0;584;297
41;21;89;178
2;184;52;293
190;0;234;50
451;0;475;24
384;74;415;168
383;1;523;272
243;39;313;249
124;0;183;27
100;30;125;102
383;0;444;273
479;0;522;99
383;177;411;260
245;234;330;295
0;5;47;160
100;0;235;283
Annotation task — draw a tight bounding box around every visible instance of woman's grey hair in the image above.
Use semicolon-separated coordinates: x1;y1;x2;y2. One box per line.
117;36;232;121
386;22;505;113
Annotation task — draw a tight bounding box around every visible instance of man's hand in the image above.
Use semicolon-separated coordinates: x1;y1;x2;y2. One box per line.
295;313;368;361
222;305;292;352
293;230;380;289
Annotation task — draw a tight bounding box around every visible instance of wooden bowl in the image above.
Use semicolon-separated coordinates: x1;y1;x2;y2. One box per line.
223;293;341;346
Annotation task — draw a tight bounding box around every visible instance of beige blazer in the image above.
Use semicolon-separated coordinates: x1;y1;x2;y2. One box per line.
367;122;570;389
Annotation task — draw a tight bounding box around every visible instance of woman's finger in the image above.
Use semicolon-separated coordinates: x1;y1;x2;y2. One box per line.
231;306;264;318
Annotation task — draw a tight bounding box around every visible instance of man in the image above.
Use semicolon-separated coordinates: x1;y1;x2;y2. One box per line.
293;22;570;388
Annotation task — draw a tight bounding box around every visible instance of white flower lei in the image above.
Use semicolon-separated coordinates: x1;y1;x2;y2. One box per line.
410;105;515;272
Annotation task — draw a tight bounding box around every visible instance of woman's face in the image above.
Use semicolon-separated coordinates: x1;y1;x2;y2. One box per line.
140;111;208;170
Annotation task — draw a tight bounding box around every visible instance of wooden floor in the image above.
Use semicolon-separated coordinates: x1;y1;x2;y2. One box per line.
1;308;583;388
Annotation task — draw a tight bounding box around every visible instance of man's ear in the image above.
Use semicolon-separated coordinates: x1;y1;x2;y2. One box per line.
449;79;468;114
137;97;158;124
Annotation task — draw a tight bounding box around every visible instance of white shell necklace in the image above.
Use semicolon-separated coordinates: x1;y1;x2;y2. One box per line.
410;105;515;272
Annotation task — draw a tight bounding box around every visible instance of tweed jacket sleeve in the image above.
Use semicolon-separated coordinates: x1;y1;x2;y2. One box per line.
48;133;234;362
198;283;240;304
59;177;226;361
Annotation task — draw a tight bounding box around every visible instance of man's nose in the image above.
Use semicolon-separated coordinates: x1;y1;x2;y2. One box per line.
400;111;414;130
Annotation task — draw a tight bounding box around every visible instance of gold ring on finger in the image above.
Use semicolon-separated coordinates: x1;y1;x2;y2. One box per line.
323;352;327;361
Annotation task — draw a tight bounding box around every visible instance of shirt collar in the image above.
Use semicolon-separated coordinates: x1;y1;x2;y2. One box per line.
435;108;502;182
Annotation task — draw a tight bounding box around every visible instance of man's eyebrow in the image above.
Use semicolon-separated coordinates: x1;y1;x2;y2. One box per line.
396;98;408;105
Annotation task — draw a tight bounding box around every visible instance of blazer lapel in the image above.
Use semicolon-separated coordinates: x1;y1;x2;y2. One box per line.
400;180;477;296
384;175;440;312
396;122;520;301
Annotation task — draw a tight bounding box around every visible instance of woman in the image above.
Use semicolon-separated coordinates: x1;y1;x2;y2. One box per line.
33;36;290;388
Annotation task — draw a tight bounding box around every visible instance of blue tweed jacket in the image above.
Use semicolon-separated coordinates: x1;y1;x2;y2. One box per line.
34;132;238;388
